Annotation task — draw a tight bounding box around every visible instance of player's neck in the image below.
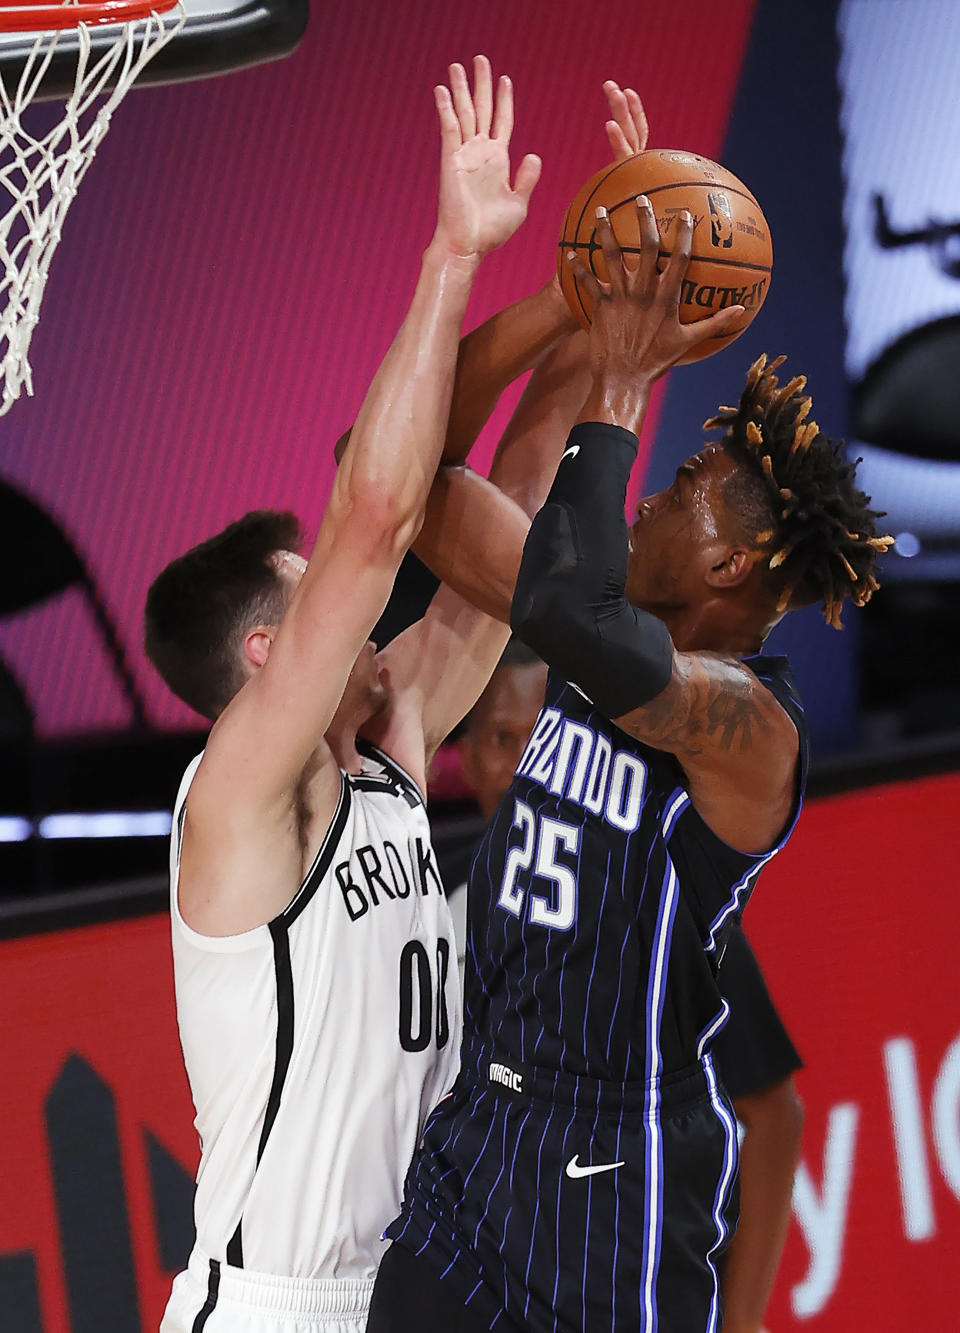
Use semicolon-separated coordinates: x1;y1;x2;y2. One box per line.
662;603;767;658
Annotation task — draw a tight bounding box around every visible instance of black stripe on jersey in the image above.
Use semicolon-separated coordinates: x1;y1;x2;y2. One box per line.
225;920;295;1269
356;738;425;809
280;774;352;928
225;1226;243;1267
176;803;186;849
258;920;295;1164
190;1258;220;1331
224;917;292;1269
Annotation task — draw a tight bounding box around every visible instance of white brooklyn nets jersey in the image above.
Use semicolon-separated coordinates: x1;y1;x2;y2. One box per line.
168;740;461;1283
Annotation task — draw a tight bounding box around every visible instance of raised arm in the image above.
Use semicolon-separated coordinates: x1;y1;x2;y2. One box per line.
335;81;651;615
364;88;657;768
440;278;579;472
361;331;592;780
409;79;650;610
181;59;539;930
437;79;648;479
511;204;798;852
411;329;591;621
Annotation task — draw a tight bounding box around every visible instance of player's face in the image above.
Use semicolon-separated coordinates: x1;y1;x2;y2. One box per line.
460;662;549;819
625;445;741;611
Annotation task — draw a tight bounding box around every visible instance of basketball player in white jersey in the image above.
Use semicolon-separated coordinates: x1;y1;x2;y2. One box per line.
144;58;543;1333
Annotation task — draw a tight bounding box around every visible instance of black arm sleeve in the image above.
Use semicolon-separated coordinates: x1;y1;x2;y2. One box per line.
510;421;673;718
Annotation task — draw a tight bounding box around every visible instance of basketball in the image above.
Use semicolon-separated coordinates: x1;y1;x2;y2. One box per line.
557;149;773;364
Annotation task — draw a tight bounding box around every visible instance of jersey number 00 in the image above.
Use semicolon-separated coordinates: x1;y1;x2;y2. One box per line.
398;938;451;1053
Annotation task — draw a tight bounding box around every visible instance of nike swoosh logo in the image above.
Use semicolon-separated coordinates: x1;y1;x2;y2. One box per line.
560;444;580;463
565;1154;625;1179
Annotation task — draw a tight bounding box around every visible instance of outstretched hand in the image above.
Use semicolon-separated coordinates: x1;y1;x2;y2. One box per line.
434;55;542;260
568;200;744;386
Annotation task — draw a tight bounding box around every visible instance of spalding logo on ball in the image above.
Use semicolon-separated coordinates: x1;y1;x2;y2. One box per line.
558;150;772;364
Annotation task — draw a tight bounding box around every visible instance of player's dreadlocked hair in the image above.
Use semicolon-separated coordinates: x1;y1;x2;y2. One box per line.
704;354;893;629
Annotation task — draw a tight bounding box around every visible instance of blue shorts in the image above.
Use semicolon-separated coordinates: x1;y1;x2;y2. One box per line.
384;1042;739;1333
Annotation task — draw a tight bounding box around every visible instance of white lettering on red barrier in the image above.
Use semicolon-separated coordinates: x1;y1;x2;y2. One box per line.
791;1103;858;1317
932;1034;960;1202
885;1036;936;1240
789;1029;960;1318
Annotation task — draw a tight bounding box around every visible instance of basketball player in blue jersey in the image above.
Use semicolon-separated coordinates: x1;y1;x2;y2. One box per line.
369;208;891;1329
143;57;548;1333
451;642;803;1333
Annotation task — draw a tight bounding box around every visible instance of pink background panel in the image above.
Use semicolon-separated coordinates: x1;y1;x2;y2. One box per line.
0;0;756;733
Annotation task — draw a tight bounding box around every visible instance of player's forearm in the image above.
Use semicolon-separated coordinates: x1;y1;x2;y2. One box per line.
412;465;528;622
511;421;673;716
723;1083;804;1333
486;329;591;517
411;331;590;614
442;279;578;467
575;366;655;434
411;333;591;616
337;239;481;542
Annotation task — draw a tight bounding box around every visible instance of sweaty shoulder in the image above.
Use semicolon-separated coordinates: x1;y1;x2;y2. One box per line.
614;652;803;855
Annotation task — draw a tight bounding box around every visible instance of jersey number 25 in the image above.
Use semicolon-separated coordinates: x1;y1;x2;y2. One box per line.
497;799;580;931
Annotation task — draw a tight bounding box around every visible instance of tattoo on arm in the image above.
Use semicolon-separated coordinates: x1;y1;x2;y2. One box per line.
624;656;773;757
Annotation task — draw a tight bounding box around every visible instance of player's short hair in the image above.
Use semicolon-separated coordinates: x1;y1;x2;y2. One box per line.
705;355;893;628
144;510;302;720
495;637;543;674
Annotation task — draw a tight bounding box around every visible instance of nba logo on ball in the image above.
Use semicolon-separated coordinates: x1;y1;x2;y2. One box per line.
557;149;773;364
708;192;733;248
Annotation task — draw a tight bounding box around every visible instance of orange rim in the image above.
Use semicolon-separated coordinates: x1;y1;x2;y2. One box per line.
0;0;178;30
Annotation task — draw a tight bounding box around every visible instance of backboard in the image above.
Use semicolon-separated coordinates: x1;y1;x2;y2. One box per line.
0;0;308;99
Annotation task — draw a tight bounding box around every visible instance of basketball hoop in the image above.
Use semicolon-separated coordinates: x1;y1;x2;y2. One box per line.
0;0;185;415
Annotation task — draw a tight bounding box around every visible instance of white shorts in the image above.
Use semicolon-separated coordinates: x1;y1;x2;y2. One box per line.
160;1249;374;1333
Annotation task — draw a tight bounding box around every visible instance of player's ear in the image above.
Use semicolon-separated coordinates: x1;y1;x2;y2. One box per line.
705;545;760;590
243;625;275;670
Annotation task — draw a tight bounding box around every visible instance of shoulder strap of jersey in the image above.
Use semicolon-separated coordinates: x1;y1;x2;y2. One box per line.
355;738;425;809
743;654;809;799
278;773;352;927
170;752;204;894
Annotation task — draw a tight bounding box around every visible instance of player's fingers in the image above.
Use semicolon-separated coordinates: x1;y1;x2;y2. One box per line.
449;61;476;139
567;250;604;305
660;210;694;309
605;120;634;160
684;304;745;349
635;195;661;295
513;153;542;204
491;74;514;141
434;84;462;151
603;80;639;157
595;207;627;296
473;53;493;137
688;303;741;341
624;88;649;153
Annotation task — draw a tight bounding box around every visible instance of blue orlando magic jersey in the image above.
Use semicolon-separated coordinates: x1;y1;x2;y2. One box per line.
386;657;808;1332
461;655;808;1085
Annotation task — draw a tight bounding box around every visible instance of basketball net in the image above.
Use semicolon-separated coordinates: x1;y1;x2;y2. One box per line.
0;0;184;415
